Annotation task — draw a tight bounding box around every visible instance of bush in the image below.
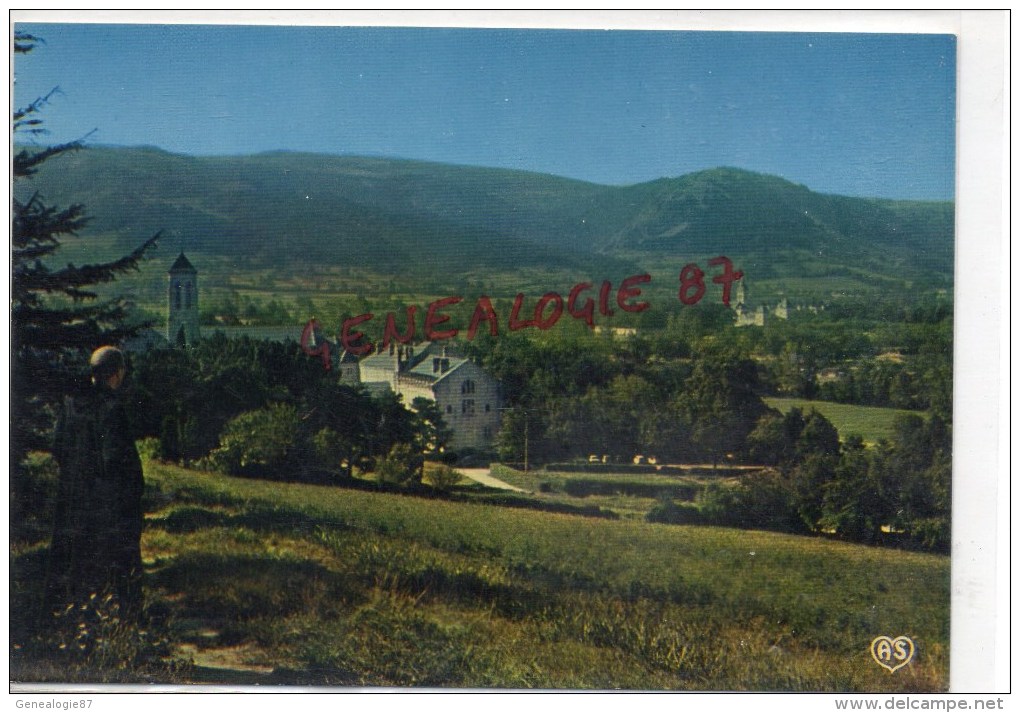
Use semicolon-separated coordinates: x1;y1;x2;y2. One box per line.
202;403;302;478
424;463;462;492
697;471;807;534
905;517;950;553
645;499;704;525
376;443;422;486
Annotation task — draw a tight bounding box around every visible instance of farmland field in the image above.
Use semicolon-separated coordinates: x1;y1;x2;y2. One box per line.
11;459;949;690
764;398;927;445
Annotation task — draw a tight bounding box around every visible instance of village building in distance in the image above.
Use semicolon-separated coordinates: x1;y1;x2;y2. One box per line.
731;277;828;327
733;277;789;327
359;342;502;452
134;253;502;452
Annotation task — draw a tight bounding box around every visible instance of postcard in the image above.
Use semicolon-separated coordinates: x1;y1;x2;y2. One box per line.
8;9;1008;706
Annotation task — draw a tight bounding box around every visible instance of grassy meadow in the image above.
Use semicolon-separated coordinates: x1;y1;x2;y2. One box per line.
485;465;712;521
764;398;927;445
12;458;949;690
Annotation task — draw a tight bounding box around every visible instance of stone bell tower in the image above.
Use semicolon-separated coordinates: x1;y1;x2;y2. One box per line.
167;252;200;347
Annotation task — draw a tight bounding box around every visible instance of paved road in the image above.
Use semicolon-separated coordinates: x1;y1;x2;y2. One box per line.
458;468;530;493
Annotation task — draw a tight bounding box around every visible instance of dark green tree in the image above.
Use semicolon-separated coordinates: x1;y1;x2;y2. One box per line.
796;410;841;460
371;391;420;479
496;407;545;470
681;351;769;467
410;397;454;459
818;438;890;543
885;414;952;550
790;452;840;532
376;443;421;486
302;382;378;479
747;408;803;468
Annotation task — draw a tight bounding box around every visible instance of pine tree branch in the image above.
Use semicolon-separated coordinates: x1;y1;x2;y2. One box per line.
51;231;163;286
13;137;91;178
13;87;62;130
13;232;161;302
13;300;140;351
13;31;43;54
12;193;90;248
12;243;62;263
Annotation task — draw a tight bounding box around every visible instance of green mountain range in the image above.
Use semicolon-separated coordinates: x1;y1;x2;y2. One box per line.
15;145;954;296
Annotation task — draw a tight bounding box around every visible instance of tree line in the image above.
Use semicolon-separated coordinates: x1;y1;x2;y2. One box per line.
126;334;451;486
462;328;950;551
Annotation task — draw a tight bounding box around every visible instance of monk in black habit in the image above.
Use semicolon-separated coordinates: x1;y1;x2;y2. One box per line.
42;346;144;625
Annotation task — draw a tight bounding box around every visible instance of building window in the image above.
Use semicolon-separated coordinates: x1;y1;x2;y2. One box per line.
485;403;490;413
446;405;453;414
462;399;475;416
461;379;476;395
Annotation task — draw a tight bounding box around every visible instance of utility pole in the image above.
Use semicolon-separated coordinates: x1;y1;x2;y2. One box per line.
523;409;529;473
499;406;532;473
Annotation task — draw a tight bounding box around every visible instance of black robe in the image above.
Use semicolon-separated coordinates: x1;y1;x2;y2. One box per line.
42;382;144;621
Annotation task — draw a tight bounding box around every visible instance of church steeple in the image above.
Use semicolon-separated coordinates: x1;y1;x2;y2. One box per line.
167;252;200;347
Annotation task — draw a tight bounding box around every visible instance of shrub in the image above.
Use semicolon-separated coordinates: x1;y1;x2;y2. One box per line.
376;443;422;486
424;463;462;492
645;499;704;525
905;517;950;553
203;403;302;478
697;472;806;534
697;481;742;527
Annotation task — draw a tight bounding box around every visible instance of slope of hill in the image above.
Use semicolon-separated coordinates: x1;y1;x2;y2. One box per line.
9;460;949;688
15;146;953;292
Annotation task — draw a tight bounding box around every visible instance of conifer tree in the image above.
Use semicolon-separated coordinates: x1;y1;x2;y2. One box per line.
11;31;160;473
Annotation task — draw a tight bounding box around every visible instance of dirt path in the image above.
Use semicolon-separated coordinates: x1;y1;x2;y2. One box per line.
170;619;277;683
457;468;530;493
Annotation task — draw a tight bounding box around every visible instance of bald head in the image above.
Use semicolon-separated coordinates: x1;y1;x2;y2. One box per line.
90;346;127;389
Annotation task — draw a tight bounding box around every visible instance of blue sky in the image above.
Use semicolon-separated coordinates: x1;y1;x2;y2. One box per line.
13;23;956;200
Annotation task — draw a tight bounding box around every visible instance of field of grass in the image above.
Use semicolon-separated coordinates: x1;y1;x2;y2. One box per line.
764;397;927;445
488;465;715;521
11;459;949;690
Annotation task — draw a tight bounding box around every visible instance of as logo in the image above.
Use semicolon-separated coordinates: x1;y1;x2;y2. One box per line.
870;636;915;672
